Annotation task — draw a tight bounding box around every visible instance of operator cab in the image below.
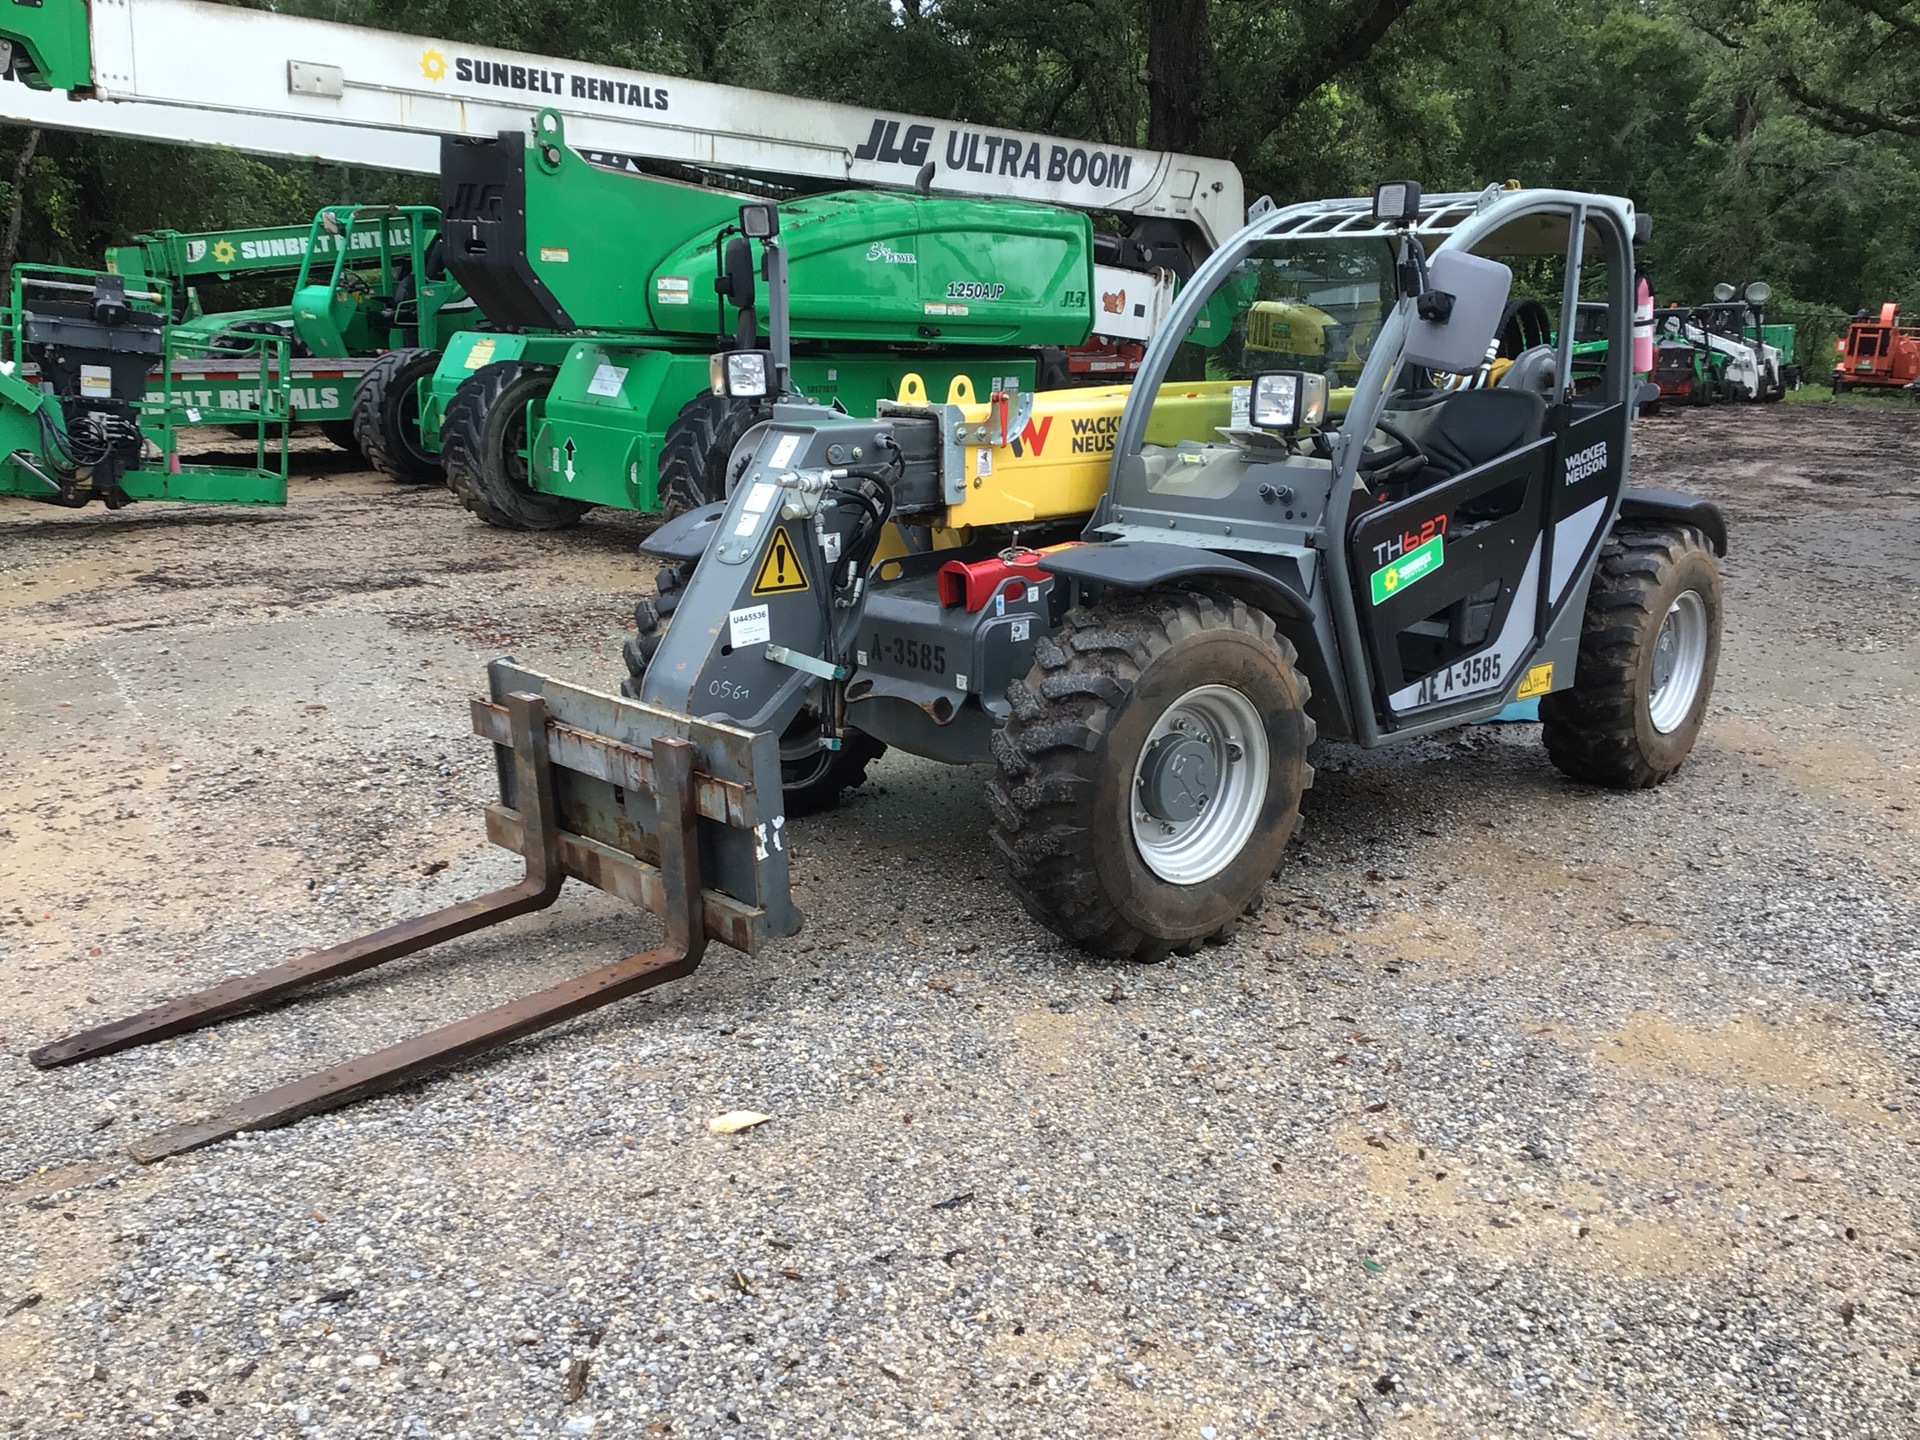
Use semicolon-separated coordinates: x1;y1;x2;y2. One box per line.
1104;181;1639;738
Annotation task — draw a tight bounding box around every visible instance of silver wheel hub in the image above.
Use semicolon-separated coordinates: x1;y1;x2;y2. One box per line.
1139;732;1219;823
1130;685;1269;885
1648;589;1709;734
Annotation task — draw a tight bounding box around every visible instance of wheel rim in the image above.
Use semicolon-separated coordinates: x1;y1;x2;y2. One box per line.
398;386;432;466
1647;589;1709;734
1129;684;1269;885
504;405;530;488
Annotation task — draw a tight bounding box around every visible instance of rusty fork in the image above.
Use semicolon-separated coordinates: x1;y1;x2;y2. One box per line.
30;692;711;1163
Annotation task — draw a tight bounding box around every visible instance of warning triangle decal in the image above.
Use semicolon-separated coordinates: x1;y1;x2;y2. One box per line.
751;526;810;596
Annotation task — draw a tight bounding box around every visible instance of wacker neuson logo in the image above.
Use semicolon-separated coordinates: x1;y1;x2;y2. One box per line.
1564;439;1608;485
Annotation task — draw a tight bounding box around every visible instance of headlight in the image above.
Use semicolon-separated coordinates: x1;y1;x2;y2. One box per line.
710;349;769;399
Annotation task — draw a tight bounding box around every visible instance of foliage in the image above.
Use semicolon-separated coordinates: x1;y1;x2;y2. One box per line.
0;0;1915;320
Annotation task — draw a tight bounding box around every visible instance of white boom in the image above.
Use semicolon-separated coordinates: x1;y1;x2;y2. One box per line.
3;0;1243;246
0;75;440;170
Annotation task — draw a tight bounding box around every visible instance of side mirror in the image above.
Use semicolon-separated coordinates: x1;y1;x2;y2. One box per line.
1633;212;1653;247
1402;250;1513;375
717;236;756;310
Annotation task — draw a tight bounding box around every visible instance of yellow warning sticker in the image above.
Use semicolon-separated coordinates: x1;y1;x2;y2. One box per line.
1516;662;1554;700
463;338;497;370
752;526;810;596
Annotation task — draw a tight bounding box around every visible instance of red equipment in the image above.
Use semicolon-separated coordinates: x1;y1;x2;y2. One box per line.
1832;304;1920;395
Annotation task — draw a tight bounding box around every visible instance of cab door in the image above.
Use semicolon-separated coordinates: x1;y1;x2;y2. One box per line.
1346;198;1631;730
1348;426;1556;724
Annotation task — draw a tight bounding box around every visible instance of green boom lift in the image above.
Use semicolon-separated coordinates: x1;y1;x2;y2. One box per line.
420;112;1202;530
96;207;477;460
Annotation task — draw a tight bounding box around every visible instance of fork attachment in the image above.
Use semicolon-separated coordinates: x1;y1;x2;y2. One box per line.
30;661;797;1162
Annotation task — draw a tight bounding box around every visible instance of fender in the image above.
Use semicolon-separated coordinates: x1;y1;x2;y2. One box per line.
1038;540;1313;621
639;500;725;563
1618;487;1728;556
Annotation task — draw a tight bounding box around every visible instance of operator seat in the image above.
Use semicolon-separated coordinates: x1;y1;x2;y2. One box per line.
1409;386;1545;491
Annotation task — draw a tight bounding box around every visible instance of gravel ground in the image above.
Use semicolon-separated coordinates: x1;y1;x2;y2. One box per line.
1;404;1916;1439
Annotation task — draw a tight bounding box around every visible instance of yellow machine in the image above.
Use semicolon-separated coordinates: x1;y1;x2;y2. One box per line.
882;371;1358;534
1245;299;1373;382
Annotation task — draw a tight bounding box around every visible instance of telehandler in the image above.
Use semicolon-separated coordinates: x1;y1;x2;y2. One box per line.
625;182;1727;955
31;182;1728;1158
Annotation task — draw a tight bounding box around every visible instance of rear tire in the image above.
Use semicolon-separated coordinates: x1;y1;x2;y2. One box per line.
1540;526;1722;789
351;348;442;484
442;361;590;531
658;392;768;519
319;419;363;456
988;592;1314;962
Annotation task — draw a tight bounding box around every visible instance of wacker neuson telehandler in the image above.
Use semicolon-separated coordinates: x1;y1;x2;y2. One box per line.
33;182;1728;1159
623;181;1727;956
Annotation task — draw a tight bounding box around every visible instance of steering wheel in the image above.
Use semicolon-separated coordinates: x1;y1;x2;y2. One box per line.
334;270;373;299
1357;418;1426;474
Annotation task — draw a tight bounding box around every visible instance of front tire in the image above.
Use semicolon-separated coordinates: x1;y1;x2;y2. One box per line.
988;592;1314;962
619;562;882;813
442;361;590;531
1540;526;1722;789
620;563;692;694
351;348;442;484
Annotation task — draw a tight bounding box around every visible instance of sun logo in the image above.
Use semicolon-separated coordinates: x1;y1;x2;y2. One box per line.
1382;567;1400;593
419;48;447;81
210;240;237;265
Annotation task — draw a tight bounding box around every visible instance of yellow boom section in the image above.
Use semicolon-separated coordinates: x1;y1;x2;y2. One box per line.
892;372;1354;532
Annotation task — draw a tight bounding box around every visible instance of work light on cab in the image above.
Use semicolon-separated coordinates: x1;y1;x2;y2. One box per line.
1371;180;1422;225
711;349;772;399
1250;371;1329;432
738;203;779;240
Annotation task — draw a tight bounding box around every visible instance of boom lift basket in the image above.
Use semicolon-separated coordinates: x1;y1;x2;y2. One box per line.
32;661;797;1162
